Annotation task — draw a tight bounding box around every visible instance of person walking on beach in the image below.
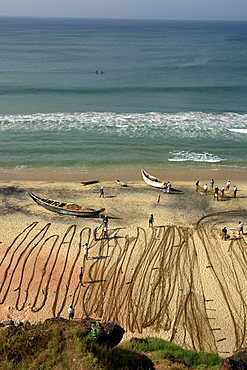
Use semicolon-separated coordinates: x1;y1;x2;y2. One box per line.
195;180;200;192
214;186;219;201
226;180;231;191
163;183;167;193
238;221;244;236
93;227;98;241
210;179;214;189
221;186;225;200
203;183;208;194
149;213;154;227
233;185;238;198
83;243;89;260
100;186;104;198
68;305;75;320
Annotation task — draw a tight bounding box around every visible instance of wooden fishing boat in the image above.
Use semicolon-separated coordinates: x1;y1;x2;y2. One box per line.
28;192;105;217
141;169;166;189
80;179;99;185
115;179;128;187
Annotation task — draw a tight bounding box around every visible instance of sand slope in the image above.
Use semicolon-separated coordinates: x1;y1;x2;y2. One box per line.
0;180;246;356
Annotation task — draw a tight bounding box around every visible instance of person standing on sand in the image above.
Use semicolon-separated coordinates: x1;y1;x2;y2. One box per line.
167;181;172;194
214;186;219;201
210;179;214;189
226;180;231;191
204;183;208;194
221;226;228;240
238;221;244;235
68;305;75;320
103;225;108;238
83;243;89;260
103;215;108;227
233;185;238;198
221;186;225;200
195;180;199;192
100;186;104;198
79;266;83;281
149;213;154;227
93;227;98;241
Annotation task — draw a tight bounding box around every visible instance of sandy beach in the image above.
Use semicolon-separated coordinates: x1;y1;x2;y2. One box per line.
0;172;247;357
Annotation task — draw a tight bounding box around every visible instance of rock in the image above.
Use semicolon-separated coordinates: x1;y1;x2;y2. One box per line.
2;319;14;326
14;320;23;327
221;351;247;370
100;321;125;348
89;320;125;348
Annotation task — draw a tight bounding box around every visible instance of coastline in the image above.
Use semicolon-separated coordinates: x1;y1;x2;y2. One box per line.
0;166;246;183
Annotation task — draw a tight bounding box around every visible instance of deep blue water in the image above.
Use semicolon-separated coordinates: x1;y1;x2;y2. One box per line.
0;17;246;174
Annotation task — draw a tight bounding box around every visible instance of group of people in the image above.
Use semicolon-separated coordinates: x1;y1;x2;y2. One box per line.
68;214;109;320
196;179;238;199
221;221;244;240
83;215;109;260
163;181;172;193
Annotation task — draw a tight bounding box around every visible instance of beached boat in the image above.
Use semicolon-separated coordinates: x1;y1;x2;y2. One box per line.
141;169;166;189
80;179;99;185
115;179;128;187
28;192;105;217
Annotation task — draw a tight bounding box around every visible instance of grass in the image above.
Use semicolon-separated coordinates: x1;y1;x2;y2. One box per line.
0;321;224;370
121;337;224;370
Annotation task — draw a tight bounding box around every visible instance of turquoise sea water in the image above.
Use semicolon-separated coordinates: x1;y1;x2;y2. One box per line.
0;17;246;174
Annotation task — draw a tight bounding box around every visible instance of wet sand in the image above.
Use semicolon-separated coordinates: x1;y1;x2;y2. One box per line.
0;175;246;356
0;166;246;183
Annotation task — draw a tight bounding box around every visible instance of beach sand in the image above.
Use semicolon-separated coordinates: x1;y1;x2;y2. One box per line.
0;172;247;356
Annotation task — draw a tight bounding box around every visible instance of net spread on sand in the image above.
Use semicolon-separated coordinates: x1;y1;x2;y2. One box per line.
65;203;93;211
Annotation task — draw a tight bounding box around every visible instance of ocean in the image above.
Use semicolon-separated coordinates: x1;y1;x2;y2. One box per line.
0;16;247;176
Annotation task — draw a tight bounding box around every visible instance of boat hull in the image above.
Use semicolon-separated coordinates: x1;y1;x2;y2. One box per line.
28;192;104;217
141;169;165;189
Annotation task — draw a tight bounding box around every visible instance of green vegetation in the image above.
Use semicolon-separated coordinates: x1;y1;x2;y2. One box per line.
0;321;224;370
121;337;224;370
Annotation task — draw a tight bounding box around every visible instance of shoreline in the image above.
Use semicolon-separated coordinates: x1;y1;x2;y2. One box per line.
0;167;246;183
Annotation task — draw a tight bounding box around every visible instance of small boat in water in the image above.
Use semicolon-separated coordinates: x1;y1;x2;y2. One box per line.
141;169;166;189
28;192;105;217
